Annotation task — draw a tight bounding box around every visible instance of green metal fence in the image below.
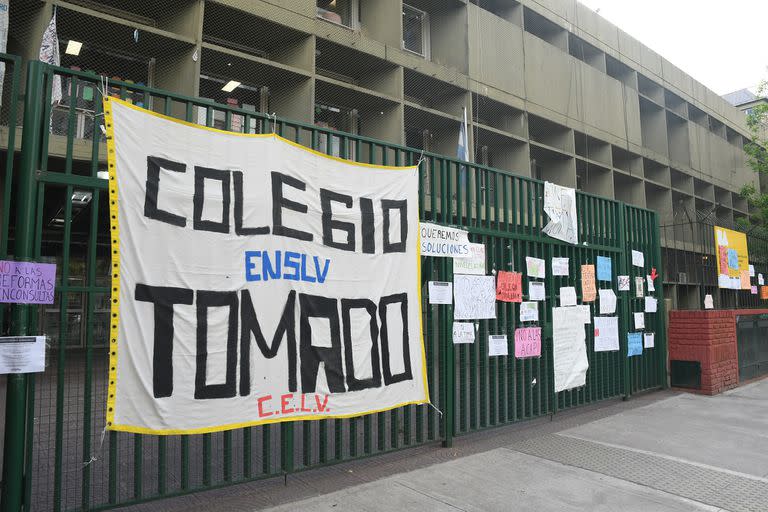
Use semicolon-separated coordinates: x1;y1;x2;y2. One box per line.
2;59;666;511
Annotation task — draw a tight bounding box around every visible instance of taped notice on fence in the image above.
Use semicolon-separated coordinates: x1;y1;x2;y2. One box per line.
419;222;470;258
542;182;578;245
552;306;589;392
104;97;428;434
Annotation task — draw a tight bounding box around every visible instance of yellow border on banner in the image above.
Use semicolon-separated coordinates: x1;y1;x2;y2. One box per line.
103;96;429;435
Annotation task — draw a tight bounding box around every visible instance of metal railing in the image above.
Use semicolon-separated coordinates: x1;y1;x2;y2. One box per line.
2;59;667;511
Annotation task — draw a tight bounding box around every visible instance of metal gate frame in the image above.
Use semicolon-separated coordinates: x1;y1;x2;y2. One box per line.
1;59;667;511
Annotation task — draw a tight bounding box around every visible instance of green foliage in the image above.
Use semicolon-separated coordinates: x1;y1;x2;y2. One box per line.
740;81;768;229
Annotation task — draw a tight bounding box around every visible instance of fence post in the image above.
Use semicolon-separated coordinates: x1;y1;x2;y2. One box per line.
1;59;45;512
652;213;669;389
617;203;631;400
442;260;454;448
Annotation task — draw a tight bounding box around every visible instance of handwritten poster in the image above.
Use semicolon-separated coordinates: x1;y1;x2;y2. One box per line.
759;274;765;286
635;276;644;298
750;264;755;277
529;281;546;301
598;288;617;314
643;332;655;349
420;222;470;258
752;286;758;295
628;332;643;356
644;296;657;313
515;327;541;358
560;286;577;307
454;275;497;319
740;269;751;290
704;294;714;309
552;257;569;276
761;286;768;300
542;182;578;245
634;312;645;329
526;256;546;279
0;260;56;304
452;323;476;344
453;242;486;275
519;302;539;322
646;275;655;292
596;256;612;281
553;306;589;392
594;316;619;352
488;335;508;357
618;275;630;291
581;265;596;302
428;281;453;304
632;250;644;267
496;271;522;303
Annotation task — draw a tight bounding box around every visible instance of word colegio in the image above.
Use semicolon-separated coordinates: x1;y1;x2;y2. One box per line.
143;156;410;254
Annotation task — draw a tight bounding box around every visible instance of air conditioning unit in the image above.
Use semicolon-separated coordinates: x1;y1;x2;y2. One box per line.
678;272;688;283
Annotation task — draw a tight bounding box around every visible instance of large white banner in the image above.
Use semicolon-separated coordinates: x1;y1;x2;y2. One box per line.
104;98;428;434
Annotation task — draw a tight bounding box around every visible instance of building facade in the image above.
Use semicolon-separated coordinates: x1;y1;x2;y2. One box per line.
4;0;756;314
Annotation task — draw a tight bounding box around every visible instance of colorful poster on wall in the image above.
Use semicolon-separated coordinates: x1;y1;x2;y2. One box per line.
714;226;749;289
104;98;429;434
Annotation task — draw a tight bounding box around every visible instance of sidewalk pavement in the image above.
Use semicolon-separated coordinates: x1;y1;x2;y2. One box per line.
126;380;768;512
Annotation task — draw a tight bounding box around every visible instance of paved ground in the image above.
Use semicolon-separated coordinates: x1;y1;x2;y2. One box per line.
123;380;768;512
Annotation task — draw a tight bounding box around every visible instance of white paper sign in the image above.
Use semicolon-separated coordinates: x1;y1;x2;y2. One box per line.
552;257;570;276
454;275;496;320
105;98;428;434
576;305;592;324
594;316;619;352
634;312;645;329
643;332;655;348
529;281;546;301
553;307;589;392
419;222;470;258
559;286;577;307
526;257;546;279
750;264;755;277
453;242;486;275
704;294;714;309
428;281;453;304
644;296;657;313
598;289;617;314
646;275;655;292
0;336;46;374
520;302;539;322
542;182;578;245
632;250;644;267
635;276;644;298
452;323;476;344
488;335;508;356
760;274;765;286
618;275;630;291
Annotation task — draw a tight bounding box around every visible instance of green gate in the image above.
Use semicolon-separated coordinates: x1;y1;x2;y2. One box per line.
2;59;667;511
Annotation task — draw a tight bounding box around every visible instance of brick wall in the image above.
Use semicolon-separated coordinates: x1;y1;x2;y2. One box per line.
668;310;750;395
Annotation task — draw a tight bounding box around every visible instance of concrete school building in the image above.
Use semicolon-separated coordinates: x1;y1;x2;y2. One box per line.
4;0;756;313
